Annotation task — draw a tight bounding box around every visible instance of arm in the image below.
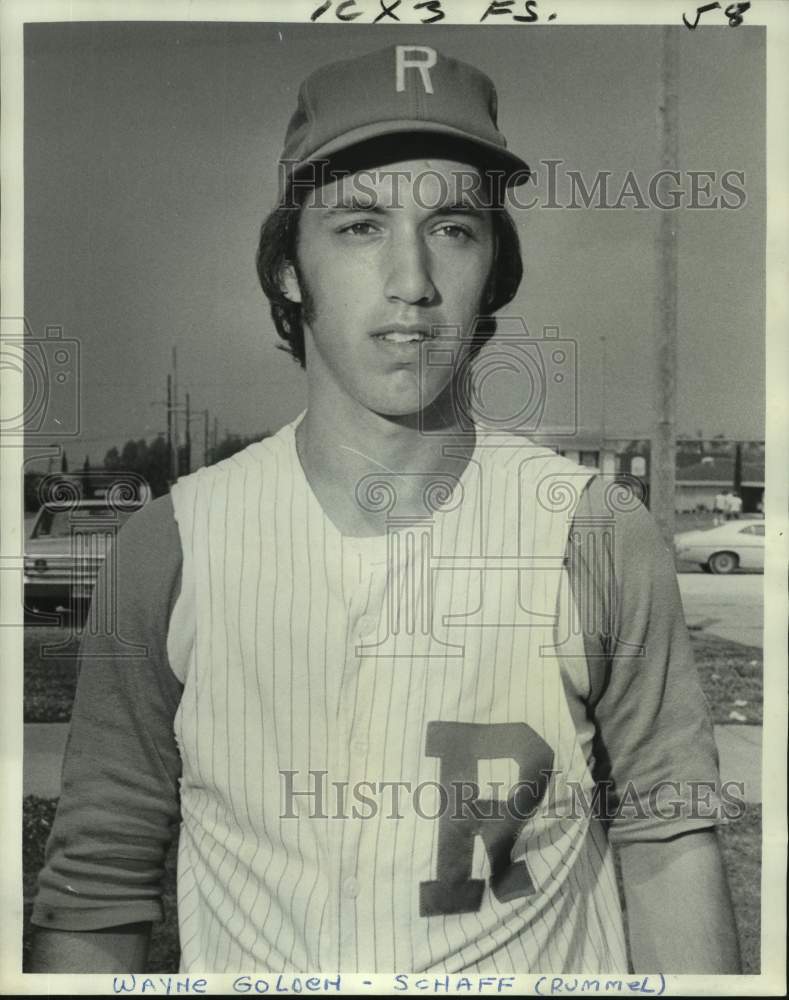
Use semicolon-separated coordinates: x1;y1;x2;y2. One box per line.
29;495;184;973
32;923;152;974
619;829;741;973
573;479;740;972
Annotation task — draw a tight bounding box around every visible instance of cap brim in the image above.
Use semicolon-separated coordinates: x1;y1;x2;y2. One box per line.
285;120;531;189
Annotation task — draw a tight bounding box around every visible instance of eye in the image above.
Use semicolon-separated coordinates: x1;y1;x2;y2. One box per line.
433;222;475;241
338;221;379;236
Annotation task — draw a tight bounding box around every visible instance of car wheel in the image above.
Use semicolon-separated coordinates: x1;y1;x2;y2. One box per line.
708;551;739;575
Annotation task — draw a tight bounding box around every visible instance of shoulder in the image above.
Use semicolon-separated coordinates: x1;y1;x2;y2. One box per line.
117;493;181;568
473;428;591;482
113;494;182;621
169;429;295;509
474;432;603;528
471;432;660;552
119;492;179;550
574;474;674;568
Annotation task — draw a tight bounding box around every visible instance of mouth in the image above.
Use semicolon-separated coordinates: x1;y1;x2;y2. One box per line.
370;324;435;345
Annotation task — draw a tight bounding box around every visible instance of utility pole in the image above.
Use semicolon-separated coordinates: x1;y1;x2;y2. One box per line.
154;368;190;484
180;405;211;470
172;346;179;472
166;374;177;482
652;26;679;547
184;391;191;475
600;333;607;438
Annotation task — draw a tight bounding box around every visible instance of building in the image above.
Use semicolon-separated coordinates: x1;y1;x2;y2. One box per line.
538;433;764;516
674;447;765;514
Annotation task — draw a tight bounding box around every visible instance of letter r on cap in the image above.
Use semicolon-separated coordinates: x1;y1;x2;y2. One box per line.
396;46;437;94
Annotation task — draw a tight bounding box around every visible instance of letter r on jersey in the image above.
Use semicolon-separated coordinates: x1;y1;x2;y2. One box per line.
419;721;554;916
396;45;437;93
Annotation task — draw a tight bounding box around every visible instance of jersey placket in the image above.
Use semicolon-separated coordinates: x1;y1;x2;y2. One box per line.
331;541;390;969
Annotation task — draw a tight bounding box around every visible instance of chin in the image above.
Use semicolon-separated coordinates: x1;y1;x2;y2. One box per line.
369;380;455;423
370;398;425;420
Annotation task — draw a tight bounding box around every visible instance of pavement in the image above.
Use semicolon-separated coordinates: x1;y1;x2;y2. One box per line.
24;721;763;804
678;572;764;648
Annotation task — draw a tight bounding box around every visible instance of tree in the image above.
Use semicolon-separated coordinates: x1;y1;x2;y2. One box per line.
24;472;43;513
120;439;147;472
103;437;170;496
83;454;93;497
101;430;273;496
210;431;271;465
146;435;170;498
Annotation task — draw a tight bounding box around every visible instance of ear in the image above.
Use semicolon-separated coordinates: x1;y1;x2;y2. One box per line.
280;262;302;304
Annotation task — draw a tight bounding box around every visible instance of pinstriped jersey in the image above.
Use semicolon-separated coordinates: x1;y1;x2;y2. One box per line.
167;414;629;972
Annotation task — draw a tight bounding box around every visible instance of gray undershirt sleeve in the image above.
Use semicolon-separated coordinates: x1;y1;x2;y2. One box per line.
31;495;184;930
572;476;722;843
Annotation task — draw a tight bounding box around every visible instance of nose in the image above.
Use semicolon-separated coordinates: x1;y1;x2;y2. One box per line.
383;232;436;306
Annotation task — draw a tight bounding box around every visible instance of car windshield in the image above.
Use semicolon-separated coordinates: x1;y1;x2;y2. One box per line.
33;507;135;538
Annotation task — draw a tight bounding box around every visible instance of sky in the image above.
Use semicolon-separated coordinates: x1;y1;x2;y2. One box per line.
22;21;765;467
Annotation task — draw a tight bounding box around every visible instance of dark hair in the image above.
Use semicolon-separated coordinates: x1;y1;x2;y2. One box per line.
255;192;523;369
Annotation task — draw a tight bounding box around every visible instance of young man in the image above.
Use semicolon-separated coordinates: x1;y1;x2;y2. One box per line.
31;44;740;974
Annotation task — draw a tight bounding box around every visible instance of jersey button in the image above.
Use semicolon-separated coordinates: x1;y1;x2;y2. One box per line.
342;876;360;899
351;738;368;755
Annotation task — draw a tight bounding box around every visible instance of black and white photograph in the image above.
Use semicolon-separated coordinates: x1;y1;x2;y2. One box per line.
1;0;786;994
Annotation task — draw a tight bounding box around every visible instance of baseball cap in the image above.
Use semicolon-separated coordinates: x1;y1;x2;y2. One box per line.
279;44;530;199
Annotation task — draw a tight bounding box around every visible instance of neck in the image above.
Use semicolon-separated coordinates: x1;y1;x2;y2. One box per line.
301;381;472;469
295;383;476;535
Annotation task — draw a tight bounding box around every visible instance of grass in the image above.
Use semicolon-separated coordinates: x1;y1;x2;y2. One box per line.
22;625;763;974
675;510;719;533
24;627;80;722
717;804;762;972
675;511;763;534
690;632;763;725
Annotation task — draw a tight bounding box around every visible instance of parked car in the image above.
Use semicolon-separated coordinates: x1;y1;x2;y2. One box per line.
24;496;148;613
674;520;765;574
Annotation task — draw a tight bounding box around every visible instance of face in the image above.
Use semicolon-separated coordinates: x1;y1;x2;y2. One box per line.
283;158;495;419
